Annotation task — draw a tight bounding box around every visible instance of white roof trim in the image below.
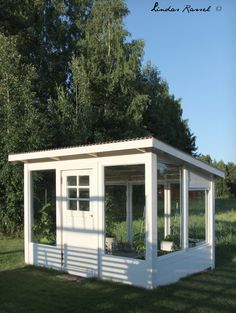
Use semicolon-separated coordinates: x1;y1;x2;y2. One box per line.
153;138;224;178
8;137;224;178
8;138;153;162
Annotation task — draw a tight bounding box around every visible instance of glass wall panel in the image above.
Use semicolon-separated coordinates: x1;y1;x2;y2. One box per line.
105;165;145;259
32;170;56;245
157;162;182;256
188;190;207;247
132;184;145;258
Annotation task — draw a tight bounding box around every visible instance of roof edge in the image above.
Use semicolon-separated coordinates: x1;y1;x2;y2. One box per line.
153;138;225;178
8;136;225;178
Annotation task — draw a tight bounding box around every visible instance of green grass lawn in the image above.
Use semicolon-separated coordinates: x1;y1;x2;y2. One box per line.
0;199;236;313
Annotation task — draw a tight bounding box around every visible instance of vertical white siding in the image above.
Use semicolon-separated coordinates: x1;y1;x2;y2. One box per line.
145;152;157;288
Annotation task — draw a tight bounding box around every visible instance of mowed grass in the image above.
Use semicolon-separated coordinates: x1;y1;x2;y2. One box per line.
0;199;236;313
0;236;24;271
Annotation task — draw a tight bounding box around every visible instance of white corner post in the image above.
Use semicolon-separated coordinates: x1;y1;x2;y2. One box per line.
208;176;215;269
182;167;189;249
56;169;62;247
97;163;105;278
24;164;32;264
145;152;157;288
164;183;171;238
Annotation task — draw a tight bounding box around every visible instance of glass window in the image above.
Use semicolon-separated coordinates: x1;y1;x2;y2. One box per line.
79;189;89;199
79;176;89;186
79;200;90;211
157;162;182;256
69;199;77;211
68;188;77;198
32;170;56;245
66;175;90;211
67;176;77;186
104;165;145;259
188;190;207;247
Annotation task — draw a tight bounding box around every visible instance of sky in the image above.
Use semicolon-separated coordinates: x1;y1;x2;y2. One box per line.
125;0;236;163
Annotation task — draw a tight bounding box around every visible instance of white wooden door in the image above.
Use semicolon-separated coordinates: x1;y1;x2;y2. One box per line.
61;169;98;277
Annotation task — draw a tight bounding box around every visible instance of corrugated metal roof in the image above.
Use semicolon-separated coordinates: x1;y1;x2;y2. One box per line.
8;136;225;178
10;136;154;156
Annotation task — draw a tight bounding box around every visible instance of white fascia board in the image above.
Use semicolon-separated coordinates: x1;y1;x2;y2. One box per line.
153;138;225;178
8;138;153;163
8;137;225;178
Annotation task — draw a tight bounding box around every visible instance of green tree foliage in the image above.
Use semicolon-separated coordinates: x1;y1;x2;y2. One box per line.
63;0;196;152
0;0;93;150
69;0;149;143
198;155;236;199
49;86;76;147
0;0;197;152
141;63;197;154
0;0;198;233
0;0;91;104
0;34;42;234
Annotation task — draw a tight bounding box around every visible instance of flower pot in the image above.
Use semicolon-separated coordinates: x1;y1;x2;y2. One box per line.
160;240;174;252
105;237;116;254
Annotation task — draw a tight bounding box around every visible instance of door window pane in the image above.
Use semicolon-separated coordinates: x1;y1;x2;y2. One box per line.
67;176;77;186
68;200;77;211
79;189;89;199
79;176;89;186
79;200;90;211
68;188;77;198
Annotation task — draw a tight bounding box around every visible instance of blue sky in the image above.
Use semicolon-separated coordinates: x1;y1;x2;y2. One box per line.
125;0;236;163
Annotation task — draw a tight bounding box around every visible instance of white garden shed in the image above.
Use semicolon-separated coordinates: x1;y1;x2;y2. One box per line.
9;137;224;289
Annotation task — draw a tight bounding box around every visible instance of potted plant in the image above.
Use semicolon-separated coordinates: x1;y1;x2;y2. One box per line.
132;232;145;259
160;234;175;252
32;202;56;245
160;224;180;252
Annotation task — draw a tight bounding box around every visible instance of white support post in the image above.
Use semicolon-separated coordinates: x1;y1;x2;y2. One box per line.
205;189;208;245
182;167;189;249
97;163;105;278
24;164;32;264
56;169;62;247
164;184;171;238
209;176;215;269
145;152;157;288
126;182;133;244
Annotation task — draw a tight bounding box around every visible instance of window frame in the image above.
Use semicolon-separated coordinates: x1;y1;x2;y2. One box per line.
188;188;209;248
66;172;91;212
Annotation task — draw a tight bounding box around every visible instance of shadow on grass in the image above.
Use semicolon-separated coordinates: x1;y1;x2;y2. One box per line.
0;249;24;256
0;245;236;313
1;206;236;313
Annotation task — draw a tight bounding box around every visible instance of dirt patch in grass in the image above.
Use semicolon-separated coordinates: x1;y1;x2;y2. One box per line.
56;273;87;284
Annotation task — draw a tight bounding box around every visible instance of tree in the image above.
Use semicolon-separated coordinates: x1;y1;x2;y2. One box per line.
49;85;76;147
0;0;200;234
0;0;91;105
67;0;149;144
198;155;236;198
0;0;197;153
224;162;236;197
141;63;197;154
66;0;196;154
0;34;42;234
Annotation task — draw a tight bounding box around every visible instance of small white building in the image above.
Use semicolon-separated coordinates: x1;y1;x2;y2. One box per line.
8;137;224;289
